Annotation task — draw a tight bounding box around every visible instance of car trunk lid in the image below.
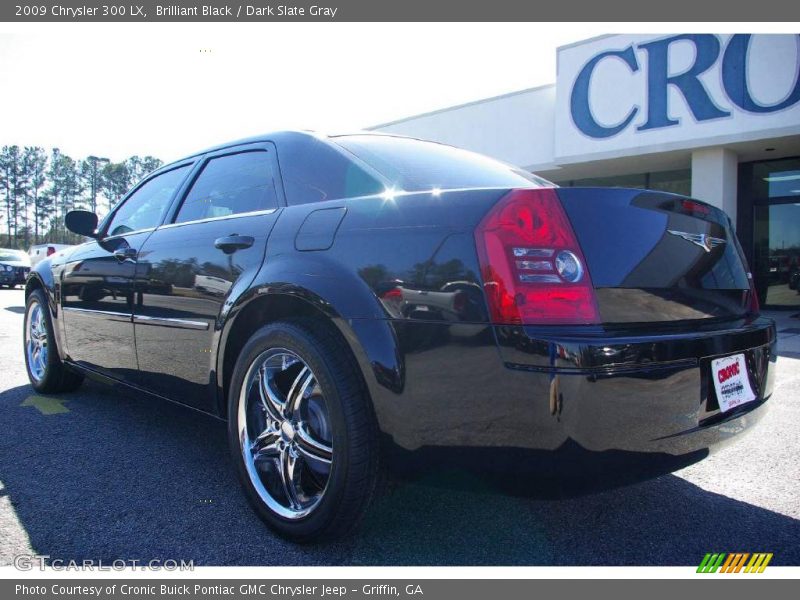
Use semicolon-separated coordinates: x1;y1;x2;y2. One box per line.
556;188;754;323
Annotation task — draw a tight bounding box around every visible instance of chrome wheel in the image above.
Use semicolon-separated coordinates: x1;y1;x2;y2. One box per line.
25;300;49;383
238;348;333;520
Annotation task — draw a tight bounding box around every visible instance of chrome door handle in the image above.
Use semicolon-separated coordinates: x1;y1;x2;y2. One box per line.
214;234;254;254
113;248;137;262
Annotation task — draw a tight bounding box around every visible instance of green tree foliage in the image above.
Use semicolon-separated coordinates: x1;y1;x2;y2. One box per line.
79;155;110;214
23;147;48;244
0;145;164;249
0;145;23;244
46;149;84;242
101;155;164;208
127;155;152;186
100;161;131;207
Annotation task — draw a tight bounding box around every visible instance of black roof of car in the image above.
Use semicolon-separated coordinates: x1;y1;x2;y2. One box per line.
159;130;418;172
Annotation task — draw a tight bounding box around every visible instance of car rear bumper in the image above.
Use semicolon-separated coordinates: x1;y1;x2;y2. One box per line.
371;316;776;468
496;315;776;455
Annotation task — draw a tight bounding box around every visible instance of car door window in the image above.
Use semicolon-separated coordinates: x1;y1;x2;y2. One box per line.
174;151;278;224
105;165;191;237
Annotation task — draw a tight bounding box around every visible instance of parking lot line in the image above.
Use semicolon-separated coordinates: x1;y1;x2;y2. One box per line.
20;395;70;415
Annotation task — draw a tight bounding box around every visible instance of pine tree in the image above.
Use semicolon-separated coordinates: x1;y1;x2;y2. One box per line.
0;146;11;244
79;155;109;214
24;147;48;245
0;144;164;245
19;147;47;247
125;155;164;190
0;146;25;247
101;161;132;207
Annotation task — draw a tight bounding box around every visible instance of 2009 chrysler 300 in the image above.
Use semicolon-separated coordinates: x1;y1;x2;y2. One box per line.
23;132;776;541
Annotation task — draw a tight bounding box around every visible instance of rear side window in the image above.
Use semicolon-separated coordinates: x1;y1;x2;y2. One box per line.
175;151;278;223
106;165;191;236
333;135;552;193
278;136;384;206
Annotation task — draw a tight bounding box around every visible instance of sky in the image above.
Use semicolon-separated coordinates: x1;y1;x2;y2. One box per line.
3;23;792;165
0;23;600;163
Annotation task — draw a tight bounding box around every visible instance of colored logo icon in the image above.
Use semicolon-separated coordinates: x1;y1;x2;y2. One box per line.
697;553;773;573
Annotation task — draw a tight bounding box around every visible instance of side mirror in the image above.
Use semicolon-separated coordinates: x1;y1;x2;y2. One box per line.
65;210;99;238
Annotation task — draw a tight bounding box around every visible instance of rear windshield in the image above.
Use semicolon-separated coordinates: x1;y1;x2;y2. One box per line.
0;250;29;264
333;135;551;193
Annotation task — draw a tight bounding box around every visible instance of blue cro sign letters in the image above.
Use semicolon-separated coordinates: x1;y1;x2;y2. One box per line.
569;34;800;139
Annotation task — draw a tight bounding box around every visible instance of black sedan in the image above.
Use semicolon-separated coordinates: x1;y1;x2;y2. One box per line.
1;248;31;288
23;131;776;541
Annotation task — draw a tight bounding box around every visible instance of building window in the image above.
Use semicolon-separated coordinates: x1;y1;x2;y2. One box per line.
557;169;691;197
560;173;646;189
750;158;800;200
648;169;692;196
739;157;800;309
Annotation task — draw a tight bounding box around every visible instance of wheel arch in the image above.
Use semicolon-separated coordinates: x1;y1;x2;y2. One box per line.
215;283;404;424
25;269;53;300
24;272;44;297
25;269;68;361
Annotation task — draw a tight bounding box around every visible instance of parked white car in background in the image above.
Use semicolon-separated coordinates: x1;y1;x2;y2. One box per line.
28;244;72;267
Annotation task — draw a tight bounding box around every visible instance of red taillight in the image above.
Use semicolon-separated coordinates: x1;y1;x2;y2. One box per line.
681;199;711;216
381;287;403;301
379;286;403;317
474;188;600;325
46;246;56;256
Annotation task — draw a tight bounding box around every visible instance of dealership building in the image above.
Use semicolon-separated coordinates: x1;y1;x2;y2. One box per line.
372;34;800;309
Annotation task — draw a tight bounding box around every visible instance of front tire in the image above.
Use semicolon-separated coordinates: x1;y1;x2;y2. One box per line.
228;319;379;542
24;289;84;393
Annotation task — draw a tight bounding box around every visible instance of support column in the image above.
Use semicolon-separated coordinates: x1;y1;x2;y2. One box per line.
691;147;739;228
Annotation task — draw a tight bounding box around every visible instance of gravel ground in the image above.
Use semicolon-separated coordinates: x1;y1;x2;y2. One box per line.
0;286;798;566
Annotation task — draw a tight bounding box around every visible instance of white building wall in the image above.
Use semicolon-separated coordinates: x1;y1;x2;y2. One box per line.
691;148;739;226
372;34;800;180
371;86;556;170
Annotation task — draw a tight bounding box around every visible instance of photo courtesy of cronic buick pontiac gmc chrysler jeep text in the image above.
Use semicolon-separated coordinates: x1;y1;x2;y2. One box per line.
22;132;777;541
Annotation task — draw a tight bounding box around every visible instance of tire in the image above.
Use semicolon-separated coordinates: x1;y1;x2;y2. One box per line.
227;318;379;542
24;288;84;393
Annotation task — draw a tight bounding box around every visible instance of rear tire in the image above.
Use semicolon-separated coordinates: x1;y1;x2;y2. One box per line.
24;288;84;393
227;318;379;542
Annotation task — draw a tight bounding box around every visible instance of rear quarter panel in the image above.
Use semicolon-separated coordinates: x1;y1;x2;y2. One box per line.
223;189;507;439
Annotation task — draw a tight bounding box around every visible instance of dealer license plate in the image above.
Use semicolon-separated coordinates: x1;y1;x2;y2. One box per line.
711;353;757;413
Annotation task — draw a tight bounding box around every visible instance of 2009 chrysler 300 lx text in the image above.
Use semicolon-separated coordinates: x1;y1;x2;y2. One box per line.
23;132;776;541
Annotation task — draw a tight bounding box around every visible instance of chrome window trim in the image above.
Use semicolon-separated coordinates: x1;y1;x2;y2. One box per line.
102;226;156;241
133;315;210;330
158;208;278;231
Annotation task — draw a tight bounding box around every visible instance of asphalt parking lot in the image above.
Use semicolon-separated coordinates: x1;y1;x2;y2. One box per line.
1;286;799;566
